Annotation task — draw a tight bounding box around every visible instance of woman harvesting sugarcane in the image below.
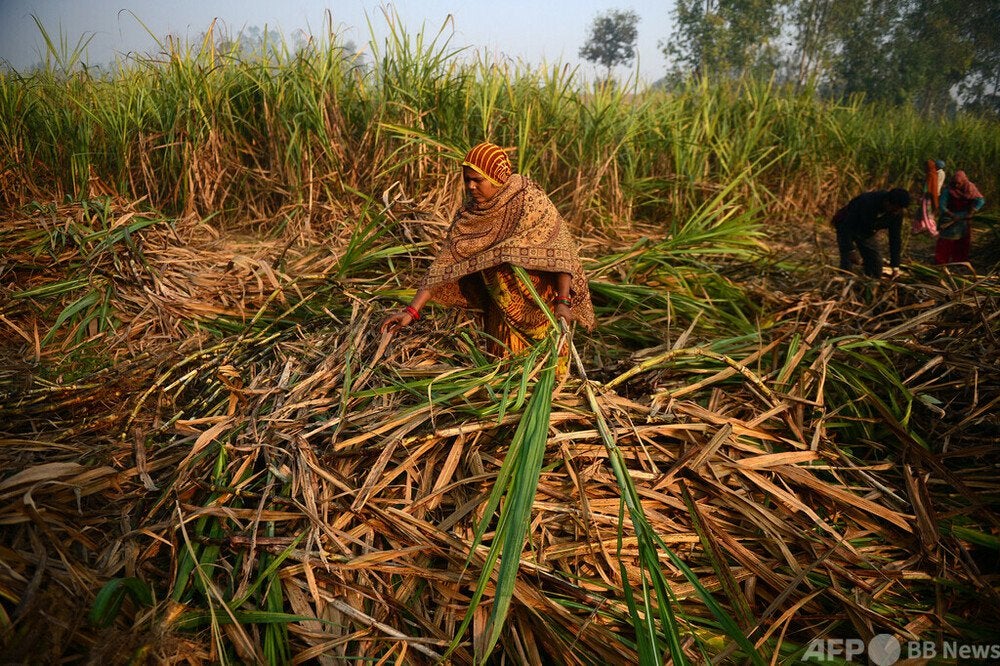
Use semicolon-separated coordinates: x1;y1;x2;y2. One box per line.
935;170;986;265
382;142;594;369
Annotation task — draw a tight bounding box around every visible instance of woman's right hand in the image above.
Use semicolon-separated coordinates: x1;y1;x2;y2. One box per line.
381;311;414;334
554;302;573;325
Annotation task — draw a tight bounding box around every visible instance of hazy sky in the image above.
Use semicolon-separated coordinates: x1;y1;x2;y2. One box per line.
0;1;676;80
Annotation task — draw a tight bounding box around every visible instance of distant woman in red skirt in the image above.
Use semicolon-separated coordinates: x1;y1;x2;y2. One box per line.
936;171;985;264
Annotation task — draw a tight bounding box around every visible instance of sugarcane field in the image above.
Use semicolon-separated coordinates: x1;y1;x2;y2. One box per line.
2;11;1000;666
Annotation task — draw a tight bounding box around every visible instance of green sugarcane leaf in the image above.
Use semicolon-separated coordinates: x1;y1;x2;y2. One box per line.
89;577;153;628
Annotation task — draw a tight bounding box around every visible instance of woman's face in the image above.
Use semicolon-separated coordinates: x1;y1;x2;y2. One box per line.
463;166;499;203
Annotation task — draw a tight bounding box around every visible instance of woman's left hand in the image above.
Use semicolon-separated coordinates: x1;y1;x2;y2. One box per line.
554;303;573;324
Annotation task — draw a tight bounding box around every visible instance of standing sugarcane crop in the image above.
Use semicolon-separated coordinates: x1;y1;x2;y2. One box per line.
382;142;595;374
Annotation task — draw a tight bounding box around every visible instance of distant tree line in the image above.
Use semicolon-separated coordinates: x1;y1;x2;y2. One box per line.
662;0;1000;115
578;3;998;114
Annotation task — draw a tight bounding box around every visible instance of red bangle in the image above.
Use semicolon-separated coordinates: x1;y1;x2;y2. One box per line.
404;305;420;320
556;297;572;307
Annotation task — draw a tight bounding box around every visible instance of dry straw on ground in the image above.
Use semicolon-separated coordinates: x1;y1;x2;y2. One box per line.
1;194;998;664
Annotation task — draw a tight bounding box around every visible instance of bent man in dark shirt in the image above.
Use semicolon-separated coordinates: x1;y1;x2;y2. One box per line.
832;188;911;277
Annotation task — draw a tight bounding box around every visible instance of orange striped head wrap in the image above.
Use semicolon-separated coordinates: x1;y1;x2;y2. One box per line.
462;142;512;187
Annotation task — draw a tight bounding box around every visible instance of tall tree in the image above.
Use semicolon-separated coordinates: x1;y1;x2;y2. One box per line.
959;0;1000;114
663;0;784;79
831;0;905;102
579;9;640;80
891;0;969;113
900;0;1000;115
826;0;998;113
785;0;861;88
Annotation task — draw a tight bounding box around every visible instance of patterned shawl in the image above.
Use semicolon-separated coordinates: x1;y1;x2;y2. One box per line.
420;174;595;330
